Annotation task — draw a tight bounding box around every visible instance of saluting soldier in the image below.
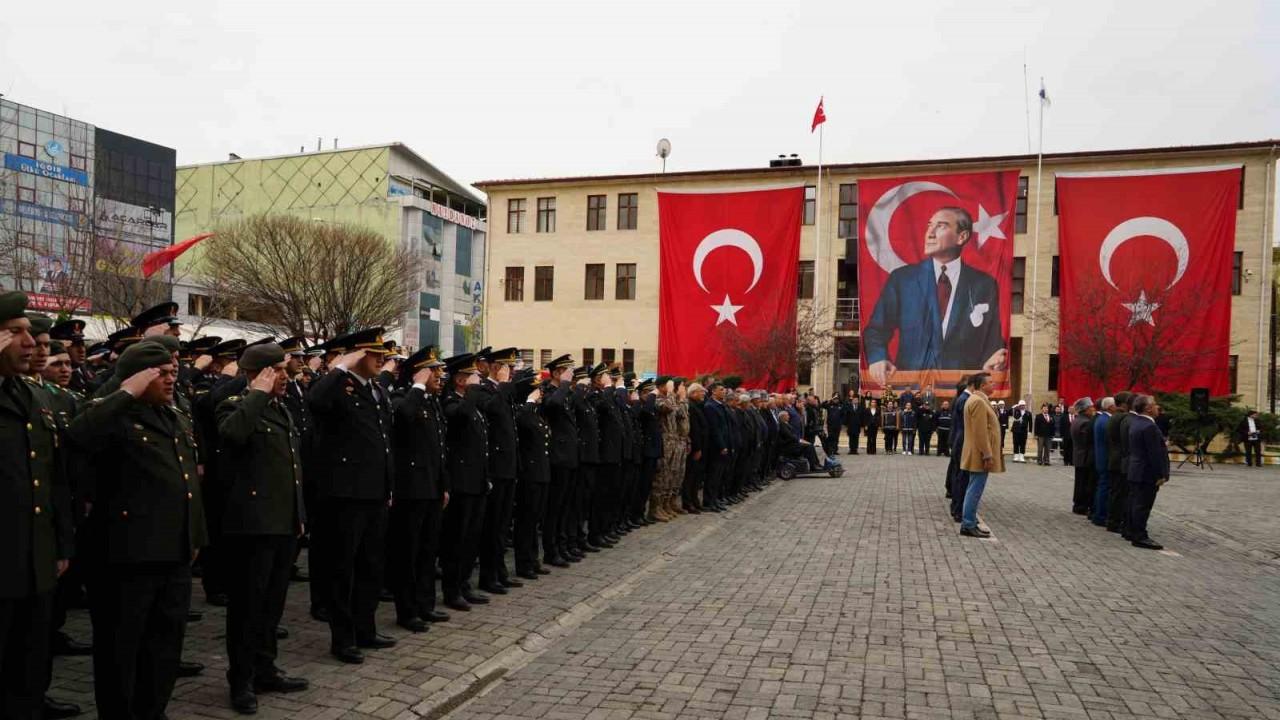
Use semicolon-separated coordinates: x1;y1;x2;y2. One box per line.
476;348;522;595
634;379;662;524
387;347;451;632
619;375;644;532
307;328;396;663
588;363;624;548
50;319;88;394
131;301;184;339
569;366;600;557
278;337;314;584
512;370;549;580
440;353;491;610
67;340;206;720
216;343;309;713
540;355;577;568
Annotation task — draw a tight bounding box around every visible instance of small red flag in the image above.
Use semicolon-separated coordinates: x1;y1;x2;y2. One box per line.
142;232;215;279
810;97;826;132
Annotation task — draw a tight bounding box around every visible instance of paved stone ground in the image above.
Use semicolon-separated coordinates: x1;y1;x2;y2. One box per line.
53;452;1280;719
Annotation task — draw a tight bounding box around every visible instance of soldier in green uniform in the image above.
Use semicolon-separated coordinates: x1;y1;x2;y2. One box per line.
0;293;75;720
67;341;208;720
50;319;90;394
216;343;309;713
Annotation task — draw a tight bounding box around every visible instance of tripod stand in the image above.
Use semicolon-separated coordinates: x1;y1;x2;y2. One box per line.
1176;441;1212;470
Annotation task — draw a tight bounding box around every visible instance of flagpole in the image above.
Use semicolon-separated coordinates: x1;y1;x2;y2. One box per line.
816;121;825;391
1026;78;1046;400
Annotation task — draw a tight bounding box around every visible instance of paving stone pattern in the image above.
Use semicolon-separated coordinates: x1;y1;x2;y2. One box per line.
52;453;1280;719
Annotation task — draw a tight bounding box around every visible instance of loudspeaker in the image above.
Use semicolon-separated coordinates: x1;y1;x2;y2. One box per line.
1190;387;1210;416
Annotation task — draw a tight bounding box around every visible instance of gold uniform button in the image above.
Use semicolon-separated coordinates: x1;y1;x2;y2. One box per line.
122;510;129;518
250;490;257;497
34;506;42;515
187;492;193;500
178;455;184;462
29;451;36;459
26;422;33;430
33;479;40;488
184;473;190;481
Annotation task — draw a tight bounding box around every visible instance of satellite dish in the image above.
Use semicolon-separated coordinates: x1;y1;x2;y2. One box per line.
656;138;671;172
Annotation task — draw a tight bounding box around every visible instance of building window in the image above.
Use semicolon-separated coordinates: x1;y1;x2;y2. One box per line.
587;195;607;231
1050;256;1060;297
601;348;616;366
504;266;525;301
837;183;858;239
187;293;212;317
1011;257;1026;313
1016;176;1029;233
1048;354;1059;391
507;198;526;234
616;263;636;300
617;193;638;230
623;348;634;373
16;179;35;204
536;197;556;233
797;260;814;299
583;348;595;367
69;154;87;171
455;226;473;275
1232;251;1244;295
584;263;605;300
535;266;554;301
1229;354;1239;394
518;349;534;367
803;185;816;225
797;352;813;386
68;197;85;214
16;231;35;249
540;349;552;368
17;141;36;158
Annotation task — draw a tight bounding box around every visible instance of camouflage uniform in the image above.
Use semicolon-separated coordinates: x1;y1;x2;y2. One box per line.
656;395;689;503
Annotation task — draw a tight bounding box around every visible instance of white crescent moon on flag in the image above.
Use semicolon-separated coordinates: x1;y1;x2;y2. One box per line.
692;228;764;294
864;181;958;274
1098;216;1189;290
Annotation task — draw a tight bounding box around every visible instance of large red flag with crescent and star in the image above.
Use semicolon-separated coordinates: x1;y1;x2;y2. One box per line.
658;187;803;389
1056;165;1240;401
857;170;1019;398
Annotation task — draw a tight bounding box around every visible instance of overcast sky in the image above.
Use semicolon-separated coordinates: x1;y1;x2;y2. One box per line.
3;1;1277;192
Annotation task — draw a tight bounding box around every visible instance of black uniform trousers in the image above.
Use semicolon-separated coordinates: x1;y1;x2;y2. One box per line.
325;499;386;649
387;499;442;621
947;454;968;518
635;458;657;519
1244;439;1263;466
200;477;229;601
936;429;949;456
704;454;728;507
845;423;861;453
513;481;547;572
480;479;517;586
618;463;638;528
225;535;295;688
589;463;617;541
1106;471;1129;533
1127;481;1160;542
441;492;485;600
0;591;53;720
304;475;328;615
90;563;191;720
682;454;705;509
1012;432;1027;456
568;465;594;548
1072;466;1095;514
542;467;571;562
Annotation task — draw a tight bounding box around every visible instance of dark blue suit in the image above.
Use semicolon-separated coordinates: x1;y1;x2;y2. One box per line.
1127;415;1168;542
702;399;732;507
947;390;970;517
864;260;1003;370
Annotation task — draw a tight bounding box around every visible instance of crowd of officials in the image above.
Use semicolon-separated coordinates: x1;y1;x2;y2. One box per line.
0;292;842;719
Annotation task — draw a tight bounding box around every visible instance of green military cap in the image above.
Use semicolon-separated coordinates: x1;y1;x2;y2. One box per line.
0;291;28;323
240;342;285;372
25;313;53;336
141;335;182;354
48;340;68;356
116;341;175;378
239;336;277;359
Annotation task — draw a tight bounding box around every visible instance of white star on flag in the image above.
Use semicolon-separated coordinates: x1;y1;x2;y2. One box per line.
973;204;1007;249
1121;290;1161;327
710;294;744;326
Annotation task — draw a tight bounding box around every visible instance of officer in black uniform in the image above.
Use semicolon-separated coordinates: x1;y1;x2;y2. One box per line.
440;353;491;611
307;329;396;663
569;366;599;558
611;370;637;534
512;370;549;580
476;347;522;595
588;363;624;548
635;379;662;524
619;375;644;531
131;301;184;339
67;341;206;720
387;346;450;632
216;343;309;713
540;356;578;567
277;337;313;584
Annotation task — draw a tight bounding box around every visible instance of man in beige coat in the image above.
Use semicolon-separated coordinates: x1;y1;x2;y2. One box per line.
959;372;1003;538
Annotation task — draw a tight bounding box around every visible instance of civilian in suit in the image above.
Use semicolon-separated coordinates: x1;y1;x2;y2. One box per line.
1106;393;1134;536
1090;398;1115;527
1057;406;1074;466
1126;395;1169;549
1033;404;1054;465
864;208;1007;386
1238;410;1263;467
701;382;732;512
684;384;709;512
843;392;863;454
958;373;1003;537
863;399;881;454
1069;398;1097;516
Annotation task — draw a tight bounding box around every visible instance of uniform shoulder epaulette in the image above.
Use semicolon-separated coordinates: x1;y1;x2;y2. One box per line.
227;395;243;403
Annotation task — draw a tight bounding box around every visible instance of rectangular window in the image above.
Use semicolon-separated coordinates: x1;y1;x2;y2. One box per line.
17;141;36;158
837;183;858;239
601;348;616;366
16;182;35;203
68;197;85;214
518;349;534;367
797;352;813;386
540;349;552;368
1050;256;1060;297
1016;176;1029;233
1232;251;1244;295
16;231;35;249
1048;354;1059;391
507;198;526;233
455;226;473;276
587;194;607;231
1011;257;1026;313
623;348;634;373
1229;354;1239;394
504;266;525;301
187;293;211;317
69;154;87;171
582;348;595;367
797;260;814;299
617;193;638;230
584;263;605;300
534;266;554;301
616;263;636;300
803;185;816;225
536;197;556;233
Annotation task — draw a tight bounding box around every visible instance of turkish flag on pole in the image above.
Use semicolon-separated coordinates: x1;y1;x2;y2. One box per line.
142;232;215;279
658;187;803;388
811;97;826;133
1056;166;1240;401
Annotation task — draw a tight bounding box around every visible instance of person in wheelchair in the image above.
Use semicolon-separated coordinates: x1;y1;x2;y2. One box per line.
777;410;837;472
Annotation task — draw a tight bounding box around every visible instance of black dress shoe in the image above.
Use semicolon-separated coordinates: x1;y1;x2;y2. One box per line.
379;588;395;602
516;568;539;580
461;591;490;605
231;687;258;715
687;506;702;514
177;660;205;677
534;564;552;574
275;626;289;640
500;577;524;588
443;596;472;612
959;526;991;538
310;606;331;622
330;646;364;664
579;542;601;553
546;556;570;568
187;609;204;622
254;674;309;693
1131;538;1164;550
478;582;508;595
52;632;93;656
397;617;429;633
357;633;397;649
290;566;309;583
564;552;582;563
422;609;450;622
207;593;229;607
43;696;81;719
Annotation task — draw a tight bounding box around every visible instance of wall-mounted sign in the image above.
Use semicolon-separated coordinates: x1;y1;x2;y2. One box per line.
423;199;486;233
4;153;89;186
0;199;90;230
94;199;172;244
44;140;64;158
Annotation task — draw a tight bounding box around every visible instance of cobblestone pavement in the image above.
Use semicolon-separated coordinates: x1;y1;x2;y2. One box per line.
53;453;1280;719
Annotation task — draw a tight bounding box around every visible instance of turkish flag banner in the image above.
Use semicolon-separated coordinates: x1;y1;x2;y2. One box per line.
1056;165;1240;402
658;187;803;389
858;170;1019;398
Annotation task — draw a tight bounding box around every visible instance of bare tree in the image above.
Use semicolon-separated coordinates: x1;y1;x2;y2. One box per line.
201;214;421;339
722;300;835;389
